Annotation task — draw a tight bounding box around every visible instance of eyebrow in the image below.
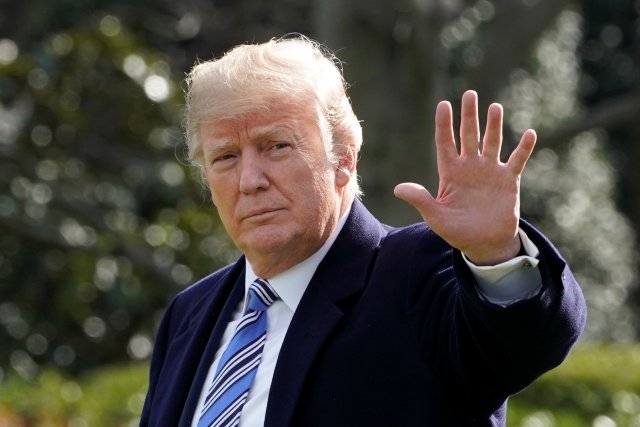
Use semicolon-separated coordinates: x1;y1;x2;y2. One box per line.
203;121;302;160
203;140;236;161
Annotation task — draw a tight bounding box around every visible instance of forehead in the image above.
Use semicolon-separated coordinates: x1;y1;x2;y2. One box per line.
201;102;319;142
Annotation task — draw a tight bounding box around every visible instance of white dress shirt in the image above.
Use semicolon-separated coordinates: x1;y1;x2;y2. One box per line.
191;209;541;426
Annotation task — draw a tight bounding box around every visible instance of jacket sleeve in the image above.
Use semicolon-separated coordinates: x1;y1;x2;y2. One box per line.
404;219;587;412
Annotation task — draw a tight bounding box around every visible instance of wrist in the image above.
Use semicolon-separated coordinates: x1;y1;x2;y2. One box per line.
463;236;522;266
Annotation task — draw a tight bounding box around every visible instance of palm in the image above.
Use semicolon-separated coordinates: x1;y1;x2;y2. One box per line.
395;91;536;265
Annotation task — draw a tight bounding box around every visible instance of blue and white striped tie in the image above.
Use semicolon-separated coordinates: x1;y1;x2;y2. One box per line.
197;278;278;427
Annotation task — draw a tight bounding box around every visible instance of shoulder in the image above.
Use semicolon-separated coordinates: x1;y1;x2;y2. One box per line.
176;261;239;300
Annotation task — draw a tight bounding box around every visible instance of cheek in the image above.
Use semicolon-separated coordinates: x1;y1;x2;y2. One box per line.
206;171;232;204
298;172;339;216
208;183;218;206
207;181;236;222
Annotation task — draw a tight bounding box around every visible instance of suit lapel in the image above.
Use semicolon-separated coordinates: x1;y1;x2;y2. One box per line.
177;259;246;427
264;200;387;427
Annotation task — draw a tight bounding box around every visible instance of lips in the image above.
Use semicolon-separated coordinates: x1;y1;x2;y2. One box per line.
241;208;282;221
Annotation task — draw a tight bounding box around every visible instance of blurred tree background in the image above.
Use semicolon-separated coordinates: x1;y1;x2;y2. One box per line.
1;0;640;425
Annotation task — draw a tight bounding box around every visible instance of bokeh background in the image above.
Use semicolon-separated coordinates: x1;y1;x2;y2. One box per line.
1;0;640;426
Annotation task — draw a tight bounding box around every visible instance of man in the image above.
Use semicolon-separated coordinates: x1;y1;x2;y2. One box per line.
141;35;586;426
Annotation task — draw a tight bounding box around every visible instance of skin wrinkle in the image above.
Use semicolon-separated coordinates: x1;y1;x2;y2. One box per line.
204;111;317;167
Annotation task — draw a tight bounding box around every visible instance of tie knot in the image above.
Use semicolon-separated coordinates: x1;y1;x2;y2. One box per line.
247;278;279;312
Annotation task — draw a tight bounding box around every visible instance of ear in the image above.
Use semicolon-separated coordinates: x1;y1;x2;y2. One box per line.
335;145;357;188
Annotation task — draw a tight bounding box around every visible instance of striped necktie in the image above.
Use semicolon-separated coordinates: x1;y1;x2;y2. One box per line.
197;278;278;427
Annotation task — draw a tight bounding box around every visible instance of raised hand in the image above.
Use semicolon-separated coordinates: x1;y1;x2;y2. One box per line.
394;90;537;265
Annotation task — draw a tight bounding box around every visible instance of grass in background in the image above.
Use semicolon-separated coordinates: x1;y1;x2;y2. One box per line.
0;343;639;426
0;363;147;426
508;343;640;426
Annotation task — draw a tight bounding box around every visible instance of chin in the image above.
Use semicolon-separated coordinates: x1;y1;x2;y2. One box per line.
238;227;298;254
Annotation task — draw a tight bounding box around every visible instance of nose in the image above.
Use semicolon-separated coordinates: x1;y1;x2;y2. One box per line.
238;152;269;194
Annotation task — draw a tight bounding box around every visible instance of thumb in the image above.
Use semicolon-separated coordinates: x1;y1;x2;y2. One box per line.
394;183;437;220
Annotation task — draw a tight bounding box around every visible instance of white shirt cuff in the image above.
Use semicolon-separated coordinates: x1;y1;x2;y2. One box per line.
462;228;543;307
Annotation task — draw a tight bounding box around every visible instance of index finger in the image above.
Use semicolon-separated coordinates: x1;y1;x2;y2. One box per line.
507;129;537;174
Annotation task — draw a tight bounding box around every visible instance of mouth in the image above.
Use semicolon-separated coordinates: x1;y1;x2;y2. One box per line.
242;208;283;221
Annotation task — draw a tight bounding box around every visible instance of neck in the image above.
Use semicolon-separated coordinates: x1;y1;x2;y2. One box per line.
248;199;352;278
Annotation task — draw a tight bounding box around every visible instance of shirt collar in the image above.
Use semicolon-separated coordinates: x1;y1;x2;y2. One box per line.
245;204;351;313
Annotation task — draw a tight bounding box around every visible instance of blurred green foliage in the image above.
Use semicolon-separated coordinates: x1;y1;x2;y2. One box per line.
0;344;638;426
508;344;640;426
0;362;147;426
0;16;237;376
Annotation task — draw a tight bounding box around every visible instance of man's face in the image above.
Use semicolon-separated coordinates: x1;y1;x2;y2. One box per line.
200;101;351;277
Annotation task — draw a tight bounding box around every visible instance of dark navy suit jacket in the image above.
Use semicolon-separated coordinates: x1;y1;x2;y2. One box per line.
141;200;586;426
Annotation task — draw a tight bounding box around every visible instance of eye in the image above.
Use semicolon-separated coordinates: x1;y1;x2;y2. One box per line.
272;142;290;150
210;152;237;166
266;142;293;157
